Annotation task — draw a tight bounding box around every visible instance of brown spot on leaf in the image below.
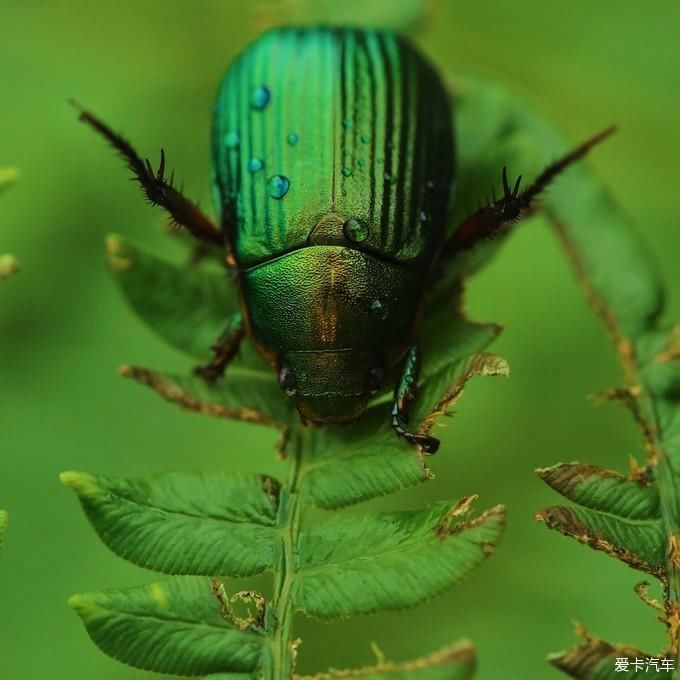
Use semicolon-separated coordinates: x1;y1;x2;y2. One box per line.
261;474;281;507
119;364;286;429
419;353;509;437
294;640;476;680
548;622;648;678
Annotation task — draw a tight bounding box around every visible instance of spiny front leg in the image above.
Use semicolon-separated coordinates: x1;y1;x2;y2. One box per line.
446;125;616;254
194;312;244;382
392;345;440;454
71;101;225;250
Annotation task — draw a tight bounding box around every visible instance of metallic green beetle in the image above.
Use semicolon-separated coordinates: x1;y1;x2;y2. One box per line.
75;27;612;453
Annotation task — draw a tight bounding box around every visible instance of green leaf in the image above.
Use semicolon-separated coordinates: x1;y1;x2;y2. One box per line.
69;576;265;676
106;234;240;362
537;465;666;576
60;471;281;577
293;497;505;618
538;464;660;520
419;309;502;384
298;641;476;680
302;432;432;511
0;510;7;551
120;363;293;430
536;505;665;576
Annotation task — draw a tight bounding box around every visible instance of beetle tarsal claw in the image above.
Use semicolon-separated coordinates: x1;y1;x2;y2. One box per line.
416;434;441;455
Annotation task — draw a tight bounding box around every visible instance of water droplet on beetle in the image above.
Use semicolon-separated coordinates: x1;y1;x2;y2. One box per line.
341;167;352;177
247;158;264;173
287;133;299;145
224;131;240;149
250;86;271;110
268;175;290;199
370;299;388;320
343;218;369;243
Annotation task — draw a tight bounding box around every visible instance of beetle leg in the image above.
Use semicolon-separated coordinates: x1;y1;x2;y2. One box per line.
71;101;227;252
445;125;616;254
391;345;440;454
194;312;244;382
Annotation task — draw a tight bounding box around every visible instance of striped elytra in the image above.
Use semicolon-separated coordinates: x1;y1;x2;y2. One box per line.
212;27;455;269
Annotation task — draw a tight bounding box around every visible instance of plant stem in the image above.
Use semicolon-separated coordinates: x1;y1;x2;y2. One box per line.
645;402;680;671
268;426;307;679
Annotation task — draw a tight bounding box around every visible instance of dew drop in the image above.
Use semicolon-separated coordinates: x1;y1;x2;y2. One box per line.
224;131;240;149
287;133;299;145
268;174;290;199
247;158;264;173
341;167;352;178
370;299;388;320
250;86;271;110
343;218;369;243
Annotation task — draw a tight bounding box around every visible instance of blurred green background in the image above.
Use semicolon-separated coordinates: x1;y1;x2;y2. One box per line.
1;1;678;678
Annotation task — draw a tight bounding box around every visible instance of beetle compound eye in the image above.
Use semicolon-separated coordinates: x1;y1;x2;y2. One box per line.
368;367;385;394
343;218;369;243
278;366;297;396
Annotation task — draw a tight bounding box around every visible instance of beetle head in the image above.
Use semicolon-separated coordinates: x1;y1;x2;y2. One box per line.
278;350;379;424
